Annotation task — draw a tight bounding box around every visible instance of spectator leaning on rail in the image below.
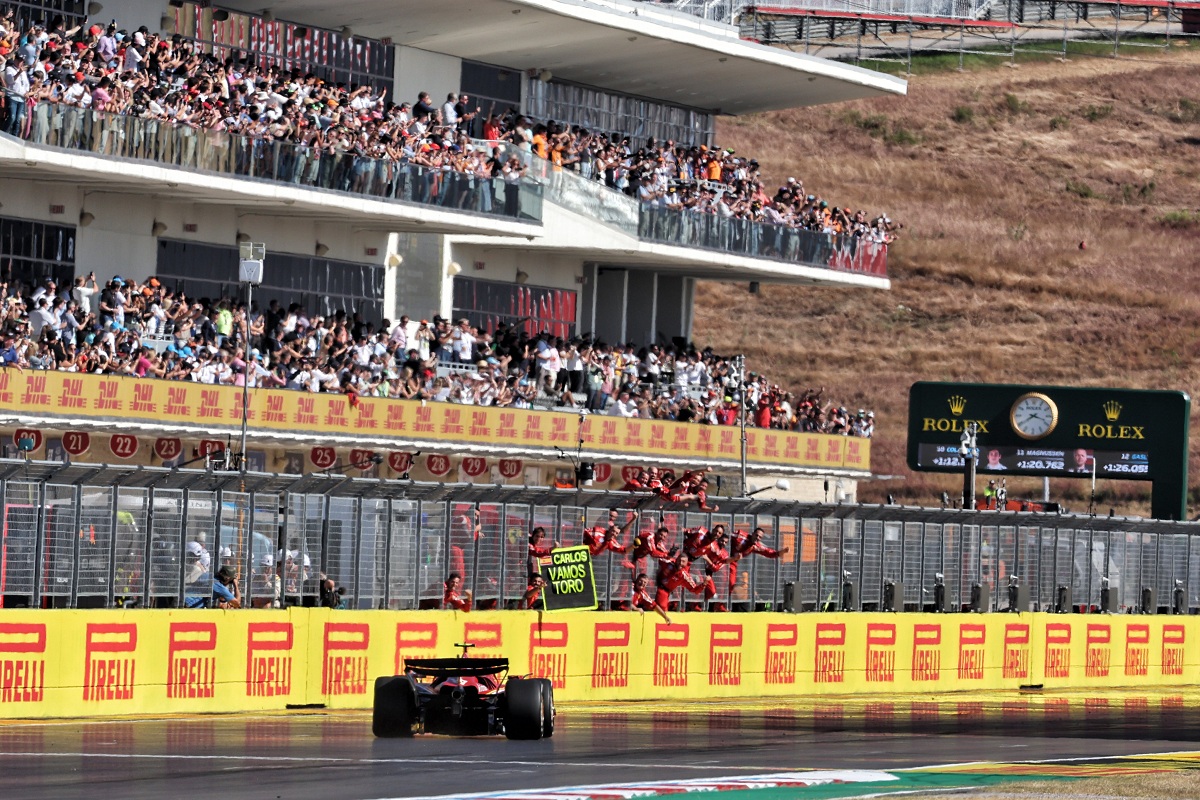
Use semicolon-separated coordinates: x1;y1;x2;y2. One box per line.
184;564;242;609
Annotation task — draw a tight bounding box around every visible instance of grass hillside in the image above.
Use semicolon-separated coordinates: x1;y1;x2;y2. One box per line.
698;44;1200;515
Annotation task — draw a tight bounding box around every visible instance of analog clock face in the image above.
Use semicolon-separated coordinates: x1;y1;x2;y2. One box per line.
1011;393;1059;440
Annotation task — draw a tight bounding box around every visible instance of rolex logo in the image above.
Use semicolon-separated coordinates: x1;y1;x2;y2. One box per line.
1102;401;1123;422
947;396;967;416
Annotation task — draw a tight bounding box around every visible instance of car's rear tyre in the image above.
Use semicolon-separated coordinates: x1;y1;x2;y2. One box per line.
504;678;545;740
373;676;417;738
536;678;555;737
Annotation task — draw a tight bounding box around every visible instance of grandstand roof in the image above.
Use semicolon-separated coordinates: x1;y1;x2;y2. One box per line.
220;0;907;114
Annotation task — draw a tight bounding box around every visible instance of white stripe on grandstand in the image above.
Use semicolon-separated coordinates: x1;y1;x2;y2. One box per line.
371;770;898;800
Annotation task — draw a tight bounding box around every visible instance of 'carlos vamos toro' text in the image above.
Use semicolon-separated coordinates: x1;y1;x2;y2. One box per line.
538;546;598;611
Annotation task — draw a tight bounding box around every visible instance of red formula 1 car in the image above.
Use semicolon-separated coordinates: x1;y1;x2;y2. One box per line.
372;644;555;740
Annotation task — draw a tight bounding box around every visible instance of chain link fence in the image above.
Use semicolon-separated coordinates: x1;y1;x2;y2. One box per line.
0;461;1197;615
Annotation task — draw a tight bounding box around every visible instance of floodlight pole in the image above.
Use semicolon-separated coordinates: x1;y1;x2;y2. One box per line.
238;242;266;473
736;354;748;497
240;277;251;472
960;421;979;509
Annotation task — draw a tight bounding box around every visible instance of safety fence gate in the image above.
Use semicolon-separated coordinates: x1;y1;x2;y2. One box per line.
0;461;1198;615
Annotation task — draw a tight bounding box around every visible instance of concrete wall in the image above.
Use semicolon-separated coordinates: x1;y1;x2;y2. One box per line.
593;267;628;344
447;244;582;291
394;46;463;109
390;232;447;322
626;272;656;347
653;274;685;346
103;0;175;32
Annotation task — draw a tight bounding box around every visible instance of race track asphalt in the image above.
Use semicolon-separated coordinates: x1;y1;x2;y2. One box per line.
3;692;1199;800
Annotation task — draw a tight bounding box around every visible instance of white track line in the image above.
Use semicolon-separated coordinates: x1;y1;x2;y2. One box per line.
375;770;898;800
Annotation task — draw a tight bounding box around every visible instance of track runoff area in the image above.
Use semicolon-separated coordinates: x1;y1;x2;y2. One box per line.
3;692;1200;800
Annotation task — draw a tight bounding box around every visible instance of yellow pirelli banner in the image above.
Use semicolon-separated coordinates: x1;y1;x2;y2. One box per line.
0;370;868;470
1;610;1198;718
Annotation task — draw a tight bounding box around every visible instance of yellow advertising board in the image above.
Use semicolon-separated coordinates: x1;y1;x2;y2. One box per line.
1;611;1197;719
0;371;868;471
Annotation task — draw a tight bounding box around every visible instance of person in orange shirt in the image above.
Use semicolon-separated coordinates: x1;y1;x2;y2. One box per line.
706;156;722;182
482;113;502;142
531;125;549;160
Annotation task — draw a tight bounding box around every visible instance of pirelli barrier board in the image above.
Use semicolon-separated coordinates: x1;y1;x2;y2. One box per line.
1;611;1198;718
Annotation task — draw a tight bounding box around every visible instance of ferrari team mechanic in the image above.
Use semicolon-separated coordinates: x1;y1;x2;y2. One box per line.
519;526;559;609
629;524;671;575
657;466;719;512
686;524;733;611
443;572;473;611
621;466;665;493
725;526;789;599
655;551;706;613
631;572;671;623
448;509;484;578
584;509;638;557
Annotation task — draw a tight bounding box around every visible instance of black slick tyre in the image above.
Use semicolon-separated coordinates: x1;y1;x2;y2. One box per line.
536;678;555;737
504;678;545;740
373;676;416;738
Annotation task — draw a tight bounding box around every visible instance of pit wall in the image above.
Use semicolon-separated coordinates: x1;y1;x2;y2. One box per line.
1;610;1197;718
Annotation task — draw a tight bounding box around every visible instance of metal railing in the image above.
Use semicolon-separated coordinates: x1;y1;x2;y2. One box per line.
1;461;1197;615
15;103;544;224
737;0;993;19
473;139;640;234
474;139;888;275
632;0;743;25
639;206;889;275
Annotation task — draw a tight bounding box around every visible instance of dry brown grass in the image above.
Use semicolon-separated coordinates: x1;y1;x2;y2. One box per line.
698;48;1200;512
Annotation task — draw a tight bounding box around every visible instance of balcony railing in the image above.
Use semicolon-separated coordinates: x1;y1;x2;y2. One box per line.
639;205;889;276
474;139;640;235
16;103;544;224
475;140;888;276
742;0;993;19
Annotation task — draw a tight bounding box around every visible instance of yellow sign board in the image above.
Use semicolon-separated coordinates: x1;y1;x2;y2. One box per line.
0;371;869;470
1;610;1194;718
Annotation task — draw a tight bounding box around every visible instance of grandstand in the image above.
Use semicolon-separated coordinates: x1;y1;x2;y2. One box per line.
729;0;1198;66
0;0;904;495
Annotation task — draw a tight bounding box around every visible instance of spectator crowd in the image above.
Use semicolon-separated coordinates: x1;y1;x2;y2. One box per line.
0;269;875;435
1;6;901;240
0;6;878;435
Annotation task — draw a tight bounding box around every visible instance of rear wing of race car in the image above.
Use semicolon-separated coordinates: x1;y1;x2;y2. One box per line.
404;657;510;679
